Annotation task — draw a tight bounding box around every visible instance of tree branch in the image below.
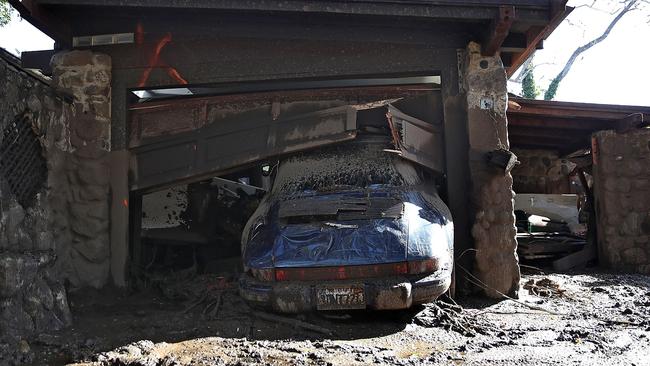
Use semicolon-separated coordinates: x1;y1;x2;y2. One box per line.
544;0;638;100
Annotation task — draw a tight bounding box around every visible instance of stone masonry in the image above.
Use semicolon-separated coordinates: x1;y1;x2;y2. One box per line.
0;50;72;354
511;148;572;194
464;42;520;298
1;49;111;353
593;129;650;274
51;50;112;289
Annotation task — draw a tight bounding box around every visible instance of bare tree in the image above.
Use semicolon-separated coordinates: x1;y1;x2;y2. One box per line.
544;0;643;100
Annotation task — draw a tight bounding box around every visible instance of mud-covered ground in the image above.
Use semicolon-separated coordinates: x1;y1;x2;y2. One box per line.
17;270;650;366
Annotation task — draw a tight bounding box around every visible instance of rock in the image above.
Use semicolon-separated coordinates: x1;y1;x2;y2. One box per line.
0;339;34;366
91;53;111;68
25;277;54;311
70;201;109;221
73;143;108;160
72;234;109;263
5;202;26;244
52;50;94;67
0;297;34;336
77;184;109;201
70;251;109;288
621;248;647;265
70;216;108;238
76;160;110;186
49;282;72;327
0;255;38;298
33;232;54;251
18;340;30;354
70;115;107;141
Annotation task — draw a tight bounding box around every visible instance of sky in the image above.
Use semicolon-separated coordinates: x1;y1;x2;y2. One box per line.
0;1;648;107
510;0;650;106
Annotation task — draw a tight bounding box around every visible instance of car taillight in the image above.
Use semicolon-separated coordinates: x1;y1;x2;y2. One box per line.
251;268;275;282
260;261;437;282
275;268;288;281
274;262;408;282
407;258;439;274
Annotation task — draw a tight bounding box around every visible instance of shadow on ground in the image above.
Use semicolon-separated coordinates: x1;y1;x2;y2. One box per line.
32;276;423;365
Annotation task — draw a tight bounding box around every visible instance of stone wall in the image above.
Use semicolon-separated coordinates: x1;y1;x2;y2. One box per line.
0;50;72;352
464;42;520;298
0;49;111;351
511;148;573;194
593;129;650;274
51;51;112;289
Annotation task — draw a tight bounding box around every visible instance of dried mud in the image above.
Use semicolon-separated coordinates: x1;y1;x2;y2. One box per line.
15;271;650;366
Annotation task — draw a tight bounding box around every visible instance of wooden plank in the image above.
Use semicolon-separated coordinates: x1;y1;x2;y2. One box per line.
552;243;596;271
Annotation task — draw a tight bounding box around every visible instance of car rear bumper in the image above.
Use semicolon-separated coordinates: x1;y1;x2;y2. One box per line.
239;270;451;313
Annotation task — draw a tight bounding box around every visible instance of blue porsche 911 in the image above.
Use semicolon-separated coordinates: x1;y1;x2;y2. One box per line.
239;135;453;312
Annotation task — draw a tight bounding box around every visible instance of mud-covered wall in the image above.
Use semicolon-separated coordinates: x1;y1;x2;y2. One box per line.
511;148;573;194
464;42;520;298
50;50;112;288
0;51;72;349
593;129;650;274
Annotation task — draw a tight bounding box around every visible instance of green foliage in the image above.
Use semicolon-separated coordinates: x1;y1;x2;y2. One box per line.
521;69;539;99
544;77;560;101
0;0;12;27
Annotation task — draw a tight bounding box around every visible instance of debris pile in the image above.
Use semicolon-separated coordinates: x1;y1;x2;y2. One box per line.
412;299;488;337
523;277;566;297
156;273;239;319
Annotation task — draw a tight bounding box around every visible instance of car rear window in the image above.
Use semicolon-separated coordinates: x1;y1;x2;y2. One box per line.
272;137;421;195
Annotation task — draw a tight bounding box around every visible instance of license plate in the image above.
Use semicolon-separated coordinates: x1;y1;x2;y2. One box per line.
316;285;366;310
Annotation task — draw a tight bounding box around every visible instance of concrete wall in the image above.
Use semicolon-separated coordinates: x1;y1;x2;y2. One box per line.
511;148;573;194
593;129;650;274
0;52;72;347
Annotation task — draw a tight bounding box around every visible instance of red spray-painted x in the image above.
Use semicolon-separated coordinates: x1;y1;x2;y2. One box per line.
136;23;188;88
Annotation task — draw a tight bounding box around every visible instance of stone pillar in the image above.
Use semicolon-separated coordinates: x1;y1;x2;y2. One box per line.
593;129;650;274
51;51;112;288
463;42;520;298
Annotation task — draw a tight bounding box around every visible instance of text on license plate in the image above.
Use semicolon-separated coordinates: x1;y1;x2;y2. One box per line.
316;285;366;310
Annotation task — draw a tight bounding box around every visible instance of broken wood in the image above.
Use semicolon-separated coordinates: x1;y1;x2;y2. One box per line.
552;243;597;271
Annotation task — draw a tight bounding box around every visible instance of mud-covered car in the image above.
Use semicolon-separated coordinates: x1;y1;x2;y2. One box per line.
239;136;453;312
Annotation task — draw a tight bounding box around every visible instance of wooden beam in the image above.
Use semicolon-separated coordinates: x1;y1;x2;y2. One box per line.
509;104;638;120
509;126;586;141
500;32;527;53
616;113;648;133
510;135;578;146
508;116;615;131
482;6;515;56
506;1;572;77
8;0;71;46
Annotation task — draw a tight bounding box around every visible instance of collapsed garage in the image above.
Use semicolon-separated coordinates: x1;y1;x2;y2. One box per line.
1;1;650;365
